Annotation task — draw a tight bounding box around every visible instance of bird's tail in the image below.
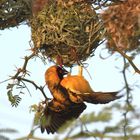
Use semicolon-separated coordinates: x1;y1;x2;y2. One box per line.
78;91;122;104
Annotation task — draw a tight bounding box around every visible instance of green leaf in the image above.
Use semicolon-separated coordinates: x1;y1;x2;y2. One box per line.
104;125;120;134
7;84;14;89
29;104;38;112
80;110;112;124
33;112;41;126
7;91;21;107
58;119;76;133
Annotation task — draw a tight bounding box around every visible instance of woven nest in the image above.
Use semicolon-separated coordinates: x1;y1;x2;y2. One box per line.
102;0;140;52
30;1;104;66
0;0;31;30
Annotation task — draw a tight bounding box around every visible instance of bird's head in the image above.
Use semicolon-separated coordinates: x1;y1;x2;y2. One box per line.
45;65;68;86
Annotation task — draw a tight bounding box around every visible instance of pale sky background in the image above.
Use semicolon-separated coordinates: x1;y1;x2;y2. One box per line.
0;25;140;140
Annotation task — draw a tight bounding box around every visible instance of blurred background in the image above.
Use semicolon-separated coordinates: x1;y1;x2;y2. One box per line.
0;25;140;140
0;0;140;140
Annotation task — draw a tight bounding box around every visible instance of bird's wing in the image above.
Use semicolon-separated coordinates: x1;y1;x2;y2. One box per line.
77;92;122;104
40;101;86;134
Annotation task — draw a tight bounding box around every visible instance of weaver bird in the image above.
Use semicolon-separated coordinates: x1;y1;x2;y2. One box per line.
45;65;121;104
42;65;121;134
42;65;86;133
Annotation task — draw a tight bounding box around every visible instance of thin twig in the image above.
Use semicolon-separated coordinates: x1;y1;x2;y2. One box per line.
79;118;98;140
20;80;32;96
0;78;11;84
0;51;49;100
122;57;132;140
12;52;35;79
17;77;48;100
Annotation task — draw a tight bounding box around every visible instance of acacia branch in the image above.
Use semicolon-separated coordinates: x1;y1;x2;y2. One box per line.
122;57;133;140
12;52;35;79
116;48;140;74
17;77;48;100
2;50;49;100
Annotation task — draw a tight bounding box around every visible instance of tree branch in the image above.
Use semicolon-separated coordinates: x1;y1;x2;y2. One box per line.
12;52;35;79
0;50;49;101
116;48;140;74
122;57;133;140
17;77;48;100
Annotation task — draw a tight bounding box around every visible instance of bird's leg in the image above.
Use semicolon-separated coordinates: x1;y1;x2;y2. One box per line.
78;65;83;76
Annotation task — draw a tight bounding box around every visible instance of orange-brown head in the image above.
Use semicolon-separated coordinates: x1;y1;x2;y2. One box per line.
45;65;68;89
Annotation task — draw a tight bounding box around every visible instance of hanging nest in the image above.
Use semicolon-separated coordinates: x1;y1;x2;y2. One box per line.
102;0;140;52
0;0;31;30
30;0;104;66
